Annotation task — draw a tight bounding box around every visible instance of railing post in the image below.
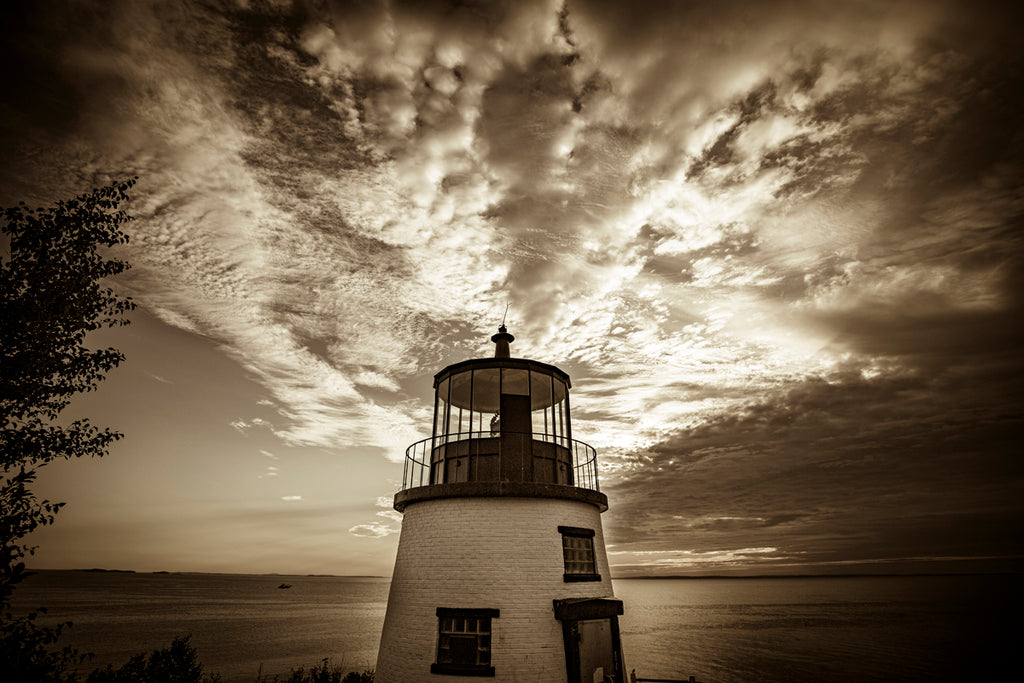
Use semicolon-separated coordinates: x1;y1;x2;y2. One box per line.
404;448;410;490
418;442;424;487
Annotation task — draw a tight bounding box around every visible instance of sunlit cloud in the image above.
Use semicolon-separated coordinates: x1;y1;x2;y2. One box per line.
609;547;786;570
349;522;398;539
231;418;274;434
2;0;1021;575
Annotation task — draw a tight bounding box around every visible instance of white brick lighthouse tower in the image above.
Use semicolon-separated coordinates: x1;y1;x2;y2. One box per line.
376;326;625;682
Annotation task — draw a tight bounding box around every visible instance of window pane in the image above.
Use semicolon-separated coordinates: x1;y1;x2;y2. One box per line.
502;367;529;395
435;378;449;437
472;368;499;413
552;378;566;404
447;402;459;438
450;635;476;663
554;400;563;440
531;372;552;435
530;371;553;409
552;379;567;441
436;613;492;668
562;533;596;574
450;370;472;411
433;383;444;438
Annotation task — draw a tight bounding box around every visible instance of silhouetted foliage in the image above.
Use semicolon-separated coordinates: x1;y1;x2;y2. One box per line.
0;604;89;683
0;178;137;682
85;635;220;683
257;658;374;683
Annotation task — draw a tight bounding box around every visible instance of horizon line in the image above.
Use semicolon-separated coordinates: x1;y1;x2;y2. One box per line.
26;567;1024;579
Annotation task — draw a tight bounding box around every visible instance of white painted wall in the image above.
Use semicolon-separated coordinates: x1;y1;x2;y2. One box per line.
376;496;615;682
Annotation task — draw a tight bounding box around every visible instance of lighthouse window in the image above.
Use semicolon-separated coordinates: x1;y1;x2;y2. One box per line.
449;371;472;437
559;526;600;582
530;372;552;439
432;607;498;676
501;367;529;395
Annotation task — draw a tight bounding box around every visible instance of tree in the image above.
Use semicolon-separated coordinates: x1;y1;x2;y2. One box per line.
0;178;137;681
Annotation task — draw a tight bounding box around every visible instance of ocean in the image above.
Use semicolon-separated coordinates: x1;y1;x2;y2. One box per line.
10;571;1019;682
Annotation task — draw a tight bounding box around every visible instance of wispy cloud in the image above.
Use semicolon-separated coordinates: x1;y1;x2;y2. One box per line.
349;522;398;539
2;0;1021;573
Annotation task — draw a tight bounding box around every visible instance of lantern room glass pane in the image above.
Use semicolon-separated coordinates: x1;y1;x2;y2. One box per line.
555;399;564;441
447;406;459;438
531;372;552;437
472;368;500;414
530;371;553;410
435;378;449;438
446;371;471;437
501;368;529;396
552;377;566;405
449;371;472;411
552;378;568;441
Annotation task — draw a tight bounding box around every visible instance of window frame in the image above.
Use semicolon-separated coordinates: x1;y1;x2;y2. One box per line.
431;607;499;677
558;525;601;582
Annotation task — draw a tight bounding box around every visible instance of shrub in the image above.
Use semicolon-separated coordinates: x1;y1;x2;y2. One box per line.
84;635;219;683
256;658;373;683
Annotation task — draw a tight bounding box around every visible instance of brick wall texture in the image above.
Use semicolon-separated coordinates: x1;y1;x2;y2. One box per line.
375;495;616;682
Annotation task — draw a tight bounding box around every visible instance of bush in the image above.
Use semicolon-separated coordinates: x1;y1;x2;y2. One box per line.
84;635;219;683
341;671;373;683
256;658;373;683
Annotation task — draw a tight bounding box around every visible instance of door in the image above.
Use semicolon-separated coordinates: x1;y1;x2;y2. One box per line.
554;599;625;683
577;618;615;682
499;393;532;480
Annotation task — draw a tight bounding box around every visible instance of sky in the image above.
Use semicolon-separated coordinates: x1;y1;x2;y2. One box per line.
2;0;1022;577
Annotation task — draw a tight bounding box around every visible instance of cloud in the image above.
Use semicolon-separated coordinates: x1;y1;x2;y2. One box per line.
231;418;274;435
281;496;303;501
603;360;1024;569
2;0;1022;573
349;522;398;538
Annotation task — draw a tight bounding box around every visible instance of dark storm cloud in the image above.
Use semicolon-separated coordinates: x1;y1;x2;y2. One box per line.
605;361;1024;573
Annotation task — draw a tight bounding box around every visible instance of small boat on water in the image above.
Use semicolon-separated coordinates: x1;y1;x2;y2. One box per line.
277;583;292;589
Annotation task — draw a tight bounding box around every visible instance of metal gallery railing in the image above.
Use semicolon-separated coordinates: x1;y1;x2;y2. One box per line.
401;431;600;493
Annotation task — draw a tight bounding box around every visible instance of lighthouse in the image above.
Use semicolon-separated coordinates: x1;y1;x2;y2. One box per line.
376;327;625;682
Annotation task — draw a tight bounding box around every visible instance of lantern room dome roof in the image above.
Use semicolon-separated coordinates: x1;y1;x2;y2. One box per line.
433;356;571;388
434;325;571;387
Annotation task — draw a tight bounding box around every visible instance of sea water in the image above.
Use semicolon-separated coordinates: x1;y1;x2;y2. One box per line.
614;575;1019;682
11;571;1019;682
11;571;387;681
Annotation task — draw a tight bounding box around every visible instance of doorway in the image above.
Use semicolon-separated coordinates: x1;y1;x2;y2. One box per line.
554;598;625;683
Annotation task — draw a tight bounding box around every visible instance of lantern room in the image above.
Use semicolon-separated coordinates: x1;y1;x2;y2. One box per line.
432;355;571;446
399;325;600;495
